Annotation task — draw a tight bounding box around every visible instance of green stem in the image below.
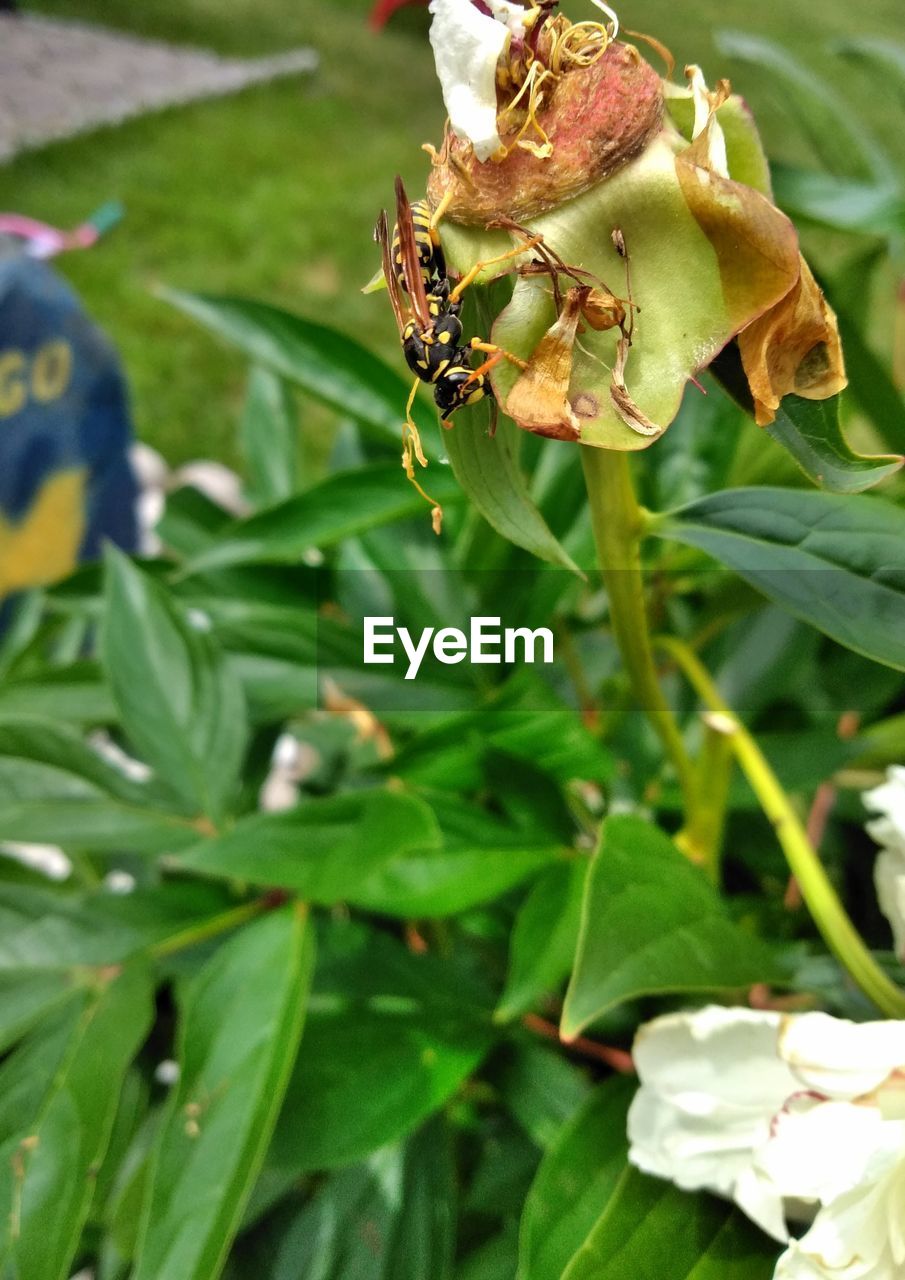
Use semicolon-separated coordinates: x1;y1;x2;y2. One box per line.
581;447;697;816
656;635;905;1018
150;894;282;960
683;722;734;884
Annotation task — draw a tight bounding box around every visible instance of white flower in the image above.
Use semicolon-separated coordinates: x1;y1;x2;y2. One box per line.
629;1006;797;1241
428;0;520;162
864;767;905;961
628;1006;905;1279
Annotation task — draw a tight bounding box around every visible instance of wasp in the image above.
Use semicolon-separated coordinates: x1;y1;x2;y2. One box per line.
375;177;540;531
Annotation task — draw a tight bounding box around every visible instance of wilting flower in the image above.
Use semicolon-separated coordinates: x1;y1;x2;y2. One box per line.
422;1;845;447
629;1005;905;1278
864;767;905;962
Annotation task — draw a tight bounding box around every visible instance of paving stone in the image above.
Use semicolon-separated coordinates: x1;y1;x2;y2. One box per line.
0;14;317;162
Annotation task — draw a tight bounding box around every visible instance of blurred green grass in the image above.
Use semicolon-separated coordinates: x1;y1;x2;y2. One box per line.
2;0;903;463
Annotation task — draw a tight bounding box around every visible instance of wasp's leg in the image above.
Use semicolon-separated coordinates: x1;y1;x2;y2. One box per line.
429;189;455;231
401;377;445;535
447;236;545;306
468;339;529;373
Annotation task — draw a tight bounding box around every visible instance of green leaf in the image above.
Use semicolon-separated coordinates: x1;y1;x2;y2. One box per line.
654;486;905;671
715;30;896;184
265;923;494;1177
561;1167;777;1280
102;548;248;822
0;881;237;972
160;288;431;443
770;165;905;239
180;464;463;576
237;1120;455;1280
0;971;80;1055
133;904;315;1280
765;395;902;493
240;364;298;505
458;1225;520;1280
835;37;905;101
348;793;562;918
494;1041;591;1152
0;964;153;1280
519;1079;634;1280
561;816;780;1038
496;861;587;1021
0;662;115;724
442;285;582;574
176;790;442;903
444;400;583;574
0;715;200;852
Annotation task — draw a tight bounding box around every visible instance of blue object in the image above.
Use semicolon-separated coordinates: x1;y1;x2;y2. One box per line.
0;245;137;599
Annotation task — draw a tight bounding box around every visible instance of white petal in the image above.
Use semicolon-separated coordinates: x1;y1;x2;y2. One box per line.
628;1007;795;1241
779;1014;905;1099
429;0;509;161
484;0;527;36
864;768;905;859
775;1158;905;1280
757;1098;897;1205
633;1006;795;1111
874;849;905;961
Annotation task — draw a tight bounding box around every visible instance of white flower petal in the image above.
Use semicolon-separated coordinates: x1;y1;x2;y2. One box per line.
484;0;527;36
775;1157;905;1280
428;0;510;161
633;1006;795;1109
758;1099;897;1205
874;848;905;961
628;1007;796;1241
864;768;905;866
779;1014;905;1099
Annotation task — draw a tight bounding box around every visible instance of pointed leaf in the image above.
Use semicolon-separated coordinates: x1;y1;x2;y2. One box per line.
442;286;583;573
175;790;442;902
160;288;432;443
765;395;902;493
654;486;905;670
519;1079;634;1280
133;904;315;1280
102;549;248;822
0;715;200;851
266;924;494;1177
240;364;298;505
561;816;780;1038
496;860;586;1022
0;965;153;1280
561;1166;777;1280
180;464;463;576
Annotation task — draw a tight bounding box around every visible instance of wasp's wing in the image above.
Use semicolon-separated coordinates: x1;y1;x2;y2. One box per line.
375;209;408;337
394;176;431;331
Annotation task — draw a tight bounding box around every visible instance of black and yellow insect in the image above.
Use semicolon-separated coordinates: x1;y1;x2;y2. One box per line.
373;178;543;530
376;177;501;426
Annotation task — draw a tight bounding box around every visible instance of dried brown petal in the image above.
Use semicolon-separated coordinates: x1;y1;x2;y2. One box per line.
738;256;847;426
